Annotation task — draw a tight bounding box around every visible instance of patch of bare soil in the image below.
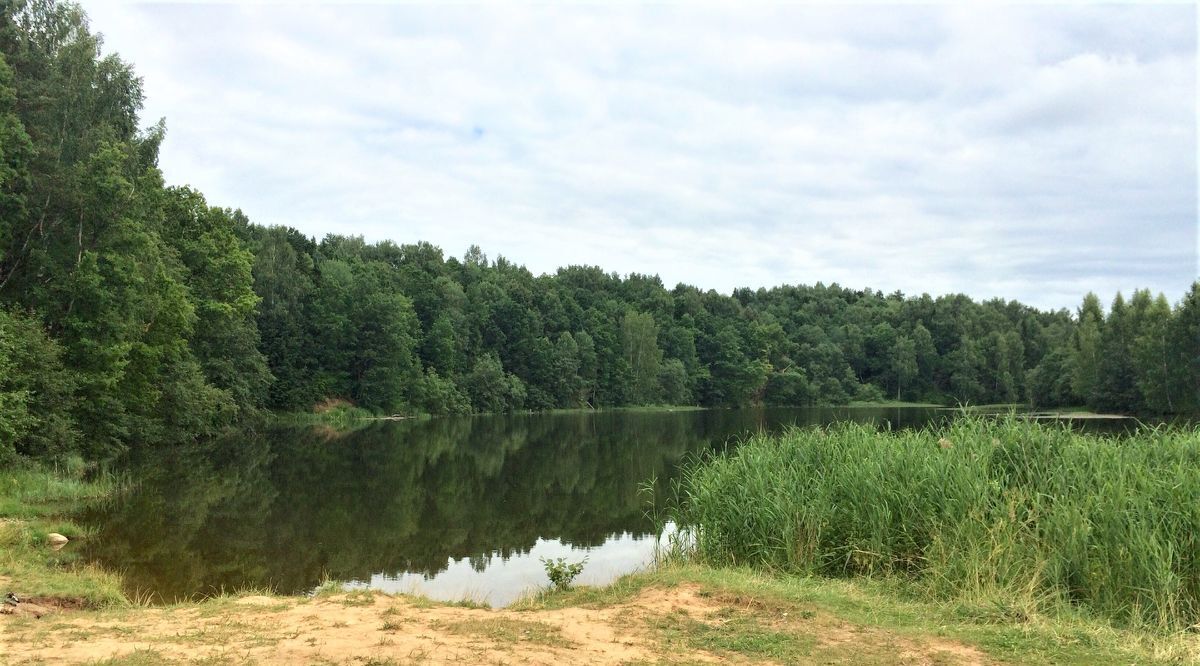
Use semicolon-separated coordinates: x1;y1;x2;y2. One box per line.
0;587;991;665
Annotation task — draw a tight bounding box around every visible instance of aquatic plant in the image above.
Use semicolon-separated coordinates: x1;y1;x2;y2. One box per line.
671;415;1200;631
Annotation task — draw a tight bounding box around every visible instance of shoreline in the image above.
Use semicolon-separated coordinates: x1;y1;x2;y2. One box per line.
3;465;1200;664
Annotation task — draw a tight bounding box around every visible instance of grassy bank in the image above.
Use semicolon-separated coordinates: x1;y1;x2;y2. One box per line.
5;562;1197;664
4;452;1200;663
0;464;127;606
545;404;708;415
274;401;947;426
671;416;1200;632
520;564;1199;664
845;400;944;408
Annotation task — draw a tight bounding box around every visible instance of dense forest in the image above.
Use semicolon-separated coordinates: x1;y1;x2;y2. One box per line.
0;1;1197;464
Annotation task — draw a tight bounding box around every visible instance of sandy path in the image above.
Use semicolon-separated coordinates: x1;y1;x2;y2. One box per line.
0;586;990;665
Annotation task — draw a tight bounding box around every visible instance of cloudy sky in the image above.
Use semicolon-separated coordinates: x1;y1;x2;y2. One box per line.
84;2;1196;310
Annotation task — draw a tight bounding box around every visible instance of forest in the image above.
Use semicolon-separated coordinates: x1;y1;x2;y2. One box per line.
1;1;1197;465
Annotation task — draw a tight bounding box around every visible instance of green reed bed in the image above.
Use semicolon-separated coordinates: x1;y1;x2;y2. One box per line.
0;460;129;605
671;416;1200;631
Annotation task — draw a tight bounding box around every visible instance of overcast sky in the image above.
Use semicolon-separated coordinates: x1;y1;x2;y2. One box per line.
83;2;1197;311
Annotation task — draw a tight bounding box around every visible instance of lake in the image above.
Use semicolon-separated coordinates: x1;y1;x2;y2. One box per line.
75;406;1125;606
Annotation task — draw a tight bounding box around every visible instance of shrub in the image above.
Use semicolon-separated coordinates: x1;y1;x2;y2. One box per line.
541;556;587;591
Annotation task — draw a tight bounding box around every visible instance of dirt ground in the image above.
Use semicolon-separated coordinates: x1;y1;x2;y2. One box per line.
0;585;991;665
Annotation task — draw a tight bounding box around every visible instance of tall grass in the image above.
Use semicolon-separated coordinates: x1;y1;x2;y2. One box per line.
0;460;129;606
0;456;124;518
670;415;1200;631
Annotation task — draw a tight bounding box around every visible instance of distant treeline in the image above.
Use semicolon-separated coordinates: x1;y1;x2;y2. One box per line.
0;2;1197;463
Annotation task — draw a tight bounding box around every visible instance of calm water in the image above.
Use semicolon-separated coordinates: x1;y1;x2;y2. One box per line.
75;406;1114;606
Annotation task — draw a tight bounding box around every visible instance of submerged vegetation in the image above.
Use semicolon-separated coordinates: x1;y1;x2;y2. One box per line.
671;416;1200;631
0;1;1197;468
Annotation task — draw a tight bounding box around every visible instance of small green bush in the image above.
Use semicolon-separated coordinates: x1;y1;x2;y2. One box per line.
541;556;587;591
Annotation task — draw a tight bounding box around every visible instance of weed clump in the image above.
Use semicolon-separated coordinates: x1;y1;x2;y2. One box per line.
541;557;587;591
671;415;1200;631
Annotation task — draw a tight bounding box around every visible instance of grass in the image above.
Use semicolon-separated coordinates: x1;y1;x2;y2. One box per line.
648;605;817;662
0;462;128;607
4;545;1197;662
87;649;179;665
6;416;1200;664
845;400;944;408
432;617;576;648
0;461;122;519
670;415;1200;632
544;404;707;415
520;563;1200;664
272;404;375;431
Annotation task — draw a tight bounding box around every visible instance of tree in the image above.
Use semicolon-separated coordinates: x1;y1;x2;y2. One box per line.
347;261;420;412
162;187;270;419
657;358;690;405
1070;293;1103;405
946;337;985;404
704;327;768;406
764;370;811;405
1028;347;1077;408
248;225;317;409
0;52;32;263
1131;292;1175;413
466;353;526;412
0;308;75;462
621;310;662;404
574;330;599;407
892;336;918;401
549;332;584;407
1094;293;1139;412
1166;282;1200;413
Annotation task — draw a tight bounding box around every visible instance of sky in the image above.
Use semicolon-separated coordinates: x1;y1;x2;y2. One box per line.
82;2;1197;311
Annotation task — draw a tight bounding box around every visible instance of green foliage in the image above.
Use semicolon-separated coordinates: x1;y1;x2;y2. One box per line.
466;352;527;412
411;369;471;415
1167;283;1200;413
0;1;265;461
541;556;587;591
672;416;1200;631
621;310;662;404
0;308;76;464
0;462;127;606
656;358;690;405
1070;293;1104;404
161;187;271;419
0;0;1194;468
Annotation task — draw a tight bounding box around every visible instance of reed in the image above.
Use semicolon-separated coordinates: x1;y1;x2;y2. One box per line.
670;415;1200;631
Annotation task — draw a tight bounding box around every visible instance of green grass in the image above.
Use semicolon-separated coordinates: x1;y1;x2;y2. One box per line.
845;400;944;408
544;404;707;415
670;415;1200;632
272;405;375;431
0;462;122;519
647;605;817;662
87;649;179;665
0;464;128;607
519;564;1198;664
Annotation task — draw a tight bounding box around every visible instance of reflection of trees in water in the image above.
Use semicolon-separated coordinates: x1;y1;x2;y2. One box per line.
79;408;943;601
78;437;278;601
78;412;706;599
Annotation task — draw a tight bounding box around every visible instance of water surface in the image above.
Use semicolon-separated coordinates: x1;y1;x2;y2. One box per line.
75;406;970;605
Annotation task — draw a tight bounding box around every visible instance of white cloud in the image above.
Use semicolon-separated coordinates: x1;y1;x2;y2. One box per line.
82;2;1197;310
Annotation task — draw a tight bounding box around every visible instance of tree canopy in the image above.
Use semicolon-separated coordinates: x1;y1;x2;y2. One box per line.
1;1;1196;465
